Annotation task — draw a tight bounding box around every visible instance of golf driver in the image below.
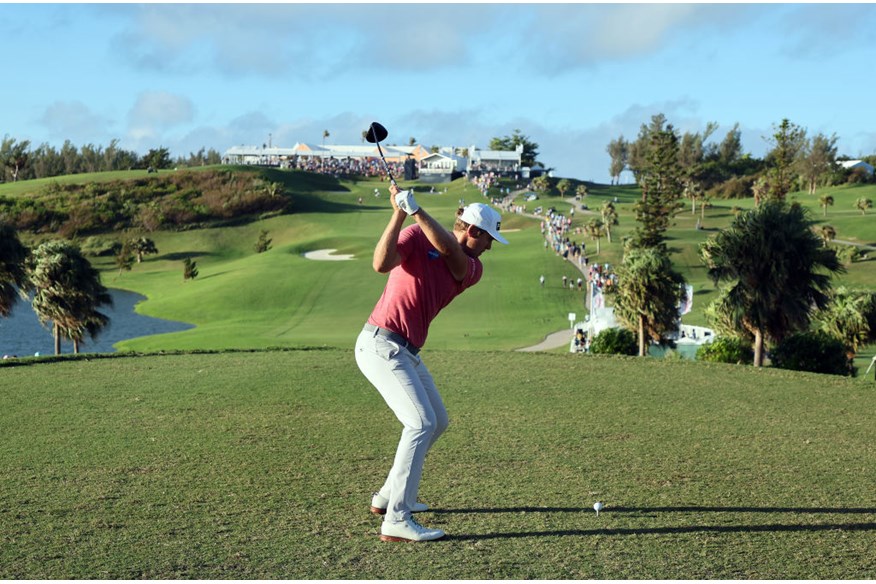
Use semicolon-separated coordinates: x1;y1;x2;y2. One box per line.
364;122;398;187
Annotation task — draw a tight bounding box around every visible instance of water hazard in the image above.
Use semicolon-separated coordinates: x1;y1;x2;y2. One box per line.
0;289;194;357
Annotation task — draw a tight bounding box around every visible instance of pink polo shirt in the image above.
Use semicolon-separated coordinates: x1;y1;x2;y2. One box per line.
367;224;483;348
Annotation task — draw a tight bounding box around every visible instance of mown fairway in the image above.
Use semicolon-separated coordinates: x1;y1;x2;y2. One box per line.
1;351;875;579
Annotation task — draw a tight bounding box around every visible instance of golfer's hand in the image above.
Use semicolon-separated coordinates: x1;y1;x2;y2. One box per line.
395;190;420;215
389;184;402;213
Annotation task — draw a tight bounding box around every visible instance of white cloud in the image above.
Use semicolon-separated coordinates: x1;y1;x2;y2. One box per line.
516;4;760;73
37;101;114;143
101;4;774;82
781;4;876;58
128;91;194;130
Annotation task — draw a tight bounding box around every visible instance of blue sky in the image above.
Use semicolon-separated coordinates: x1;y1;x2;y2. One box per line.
2;3;876;183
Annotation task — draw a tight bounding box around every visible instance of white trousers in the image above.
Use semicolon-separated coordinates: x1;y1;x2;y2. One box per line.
355;328;449;522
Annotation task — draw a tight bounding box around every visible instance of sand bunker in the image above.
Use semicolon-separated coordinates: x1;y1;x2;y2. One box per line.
304;249;355;261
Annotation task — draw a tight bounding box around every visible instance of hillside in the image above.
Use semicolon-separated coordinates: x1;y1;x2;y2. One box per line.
0;167;873;366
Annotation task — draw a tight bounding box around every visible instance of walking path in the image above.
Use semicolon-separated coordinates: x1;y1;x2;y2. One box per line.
505;191;589;352
516;328;574;352
834;239;876;251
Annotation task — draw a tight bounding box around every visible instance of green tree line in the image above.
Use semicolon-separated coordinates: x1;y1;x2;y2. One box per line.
606;115;876;197
603;115;876;374
0;136;222;183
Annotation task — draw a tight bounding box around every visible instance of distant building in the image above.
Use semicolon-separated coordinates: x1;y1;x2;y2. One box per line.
222;143;430;166
840;160;875;175
223;140;538;180
418;150;466;183
467;144;523;176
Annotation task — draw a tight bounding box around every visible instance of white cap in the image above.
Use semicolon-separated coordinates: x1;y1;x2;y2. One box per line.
460;203;509;244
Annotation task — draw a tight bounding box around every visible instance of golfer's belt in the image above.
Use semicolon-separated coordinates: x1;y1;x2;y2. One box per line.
363;323;421;355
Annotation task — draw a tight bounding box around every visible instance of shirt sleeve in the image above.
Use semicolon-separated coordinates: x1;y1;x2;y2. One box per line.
396;225;419;260
461;256;483;289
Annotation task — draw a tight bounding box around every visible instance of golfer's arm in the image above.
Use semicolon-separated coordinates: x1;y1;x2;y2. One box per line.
412;209;468;281
372;210;407;273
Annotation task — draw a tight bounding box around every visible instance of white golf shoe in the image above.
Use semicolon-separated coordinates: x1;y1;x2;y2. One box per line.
380;517;445;542
370;492;429;515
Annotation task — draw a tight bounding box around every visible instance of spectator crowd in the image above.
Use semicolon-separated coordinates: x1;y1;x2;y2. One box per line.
281;156;404;181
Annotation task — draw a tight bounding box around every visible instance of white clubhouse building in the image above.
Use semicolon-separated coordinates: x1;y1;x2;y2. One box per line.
223;141;536;182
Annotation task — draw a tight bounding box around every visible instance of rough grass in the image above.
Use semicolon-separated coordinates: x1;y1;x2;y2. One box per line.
1;350;875;579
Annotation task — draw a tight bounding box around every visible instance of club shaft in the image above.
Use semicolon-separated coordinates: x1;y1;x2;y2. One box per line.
375;142;397;187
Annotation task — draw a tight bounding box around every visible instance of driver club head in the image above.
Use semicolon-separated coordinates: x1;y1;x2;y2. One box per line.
365;122;389;144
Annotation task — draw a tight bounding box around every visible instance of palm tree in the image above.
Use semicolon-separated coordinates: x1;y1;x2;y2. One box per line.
815;287;876;361
819;194;834;217
322;130;330;146
817;224;836;245
613;247;687;357
699;201;844;366
684;179;703;215
576;184;588;199
27;241;113;355
130;236;158;263
557;179;571;199
0;223;30;317
585;218;606;254
600;202;619;243
532;175;551;195
855;197;873;215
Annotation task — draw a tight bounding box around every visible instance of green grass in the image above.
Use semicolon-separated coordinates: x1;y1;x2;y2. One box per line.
2;350;875;579
2;170;875;578
62;174;586;352
2;169;873;354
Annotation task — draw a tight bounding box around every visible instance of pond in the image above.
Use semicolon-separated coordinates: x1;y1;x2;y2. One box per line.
0;289;194;357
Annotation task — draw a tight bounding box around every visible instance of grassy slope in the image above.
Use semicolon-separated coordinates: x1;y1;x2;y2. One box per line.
1;170;873;360
1;351;874;579
25;170;585;352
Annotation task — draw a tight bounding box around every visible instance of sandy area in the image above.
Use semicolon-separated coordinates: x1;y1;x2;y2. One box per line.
304;249;355;261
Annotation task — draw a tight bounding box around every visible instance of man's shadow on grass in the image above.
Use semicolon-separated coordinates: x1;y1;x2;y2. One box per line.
431;506;876;541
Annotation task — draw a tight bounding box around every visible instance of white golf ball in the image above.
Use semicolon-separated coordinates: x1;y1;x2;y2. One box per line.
593;502;604;514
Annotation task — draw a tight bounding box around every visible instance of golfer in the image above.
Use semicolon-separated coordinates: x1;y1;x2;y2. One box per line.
356;183;507;542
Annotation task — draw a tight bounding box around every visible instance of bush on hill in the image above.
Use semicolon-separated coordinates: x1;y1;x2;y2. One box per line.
769;331;854;376
589;327;638;356
0;170;292;237
696;336;754;365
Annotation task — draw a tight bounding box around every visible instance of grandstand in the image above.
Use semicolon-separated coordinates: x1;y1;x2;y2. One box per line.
222;140;533;179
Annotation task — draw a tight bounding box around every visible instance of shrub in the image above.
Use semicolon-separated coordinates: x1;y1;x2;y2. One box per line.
847;167;873;184
769;331;854;376
254;230;272;253
80;236;122;257
183;258;199;280
710;176;753;199
832;244;863;265
662;349;684;361
589;327;637;356
696;336;754;365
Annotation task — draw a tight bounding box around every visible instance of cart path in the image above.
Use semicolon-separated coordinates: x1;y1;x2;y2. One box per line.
516;328;573;352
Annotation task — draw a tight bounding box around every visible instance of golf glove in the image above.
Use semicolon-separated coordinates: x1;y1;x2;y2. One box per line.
395;190;420;215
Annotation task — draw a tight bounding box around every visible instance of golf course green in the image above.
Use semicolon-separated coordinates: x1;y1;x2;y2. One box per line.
1;167;874;578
